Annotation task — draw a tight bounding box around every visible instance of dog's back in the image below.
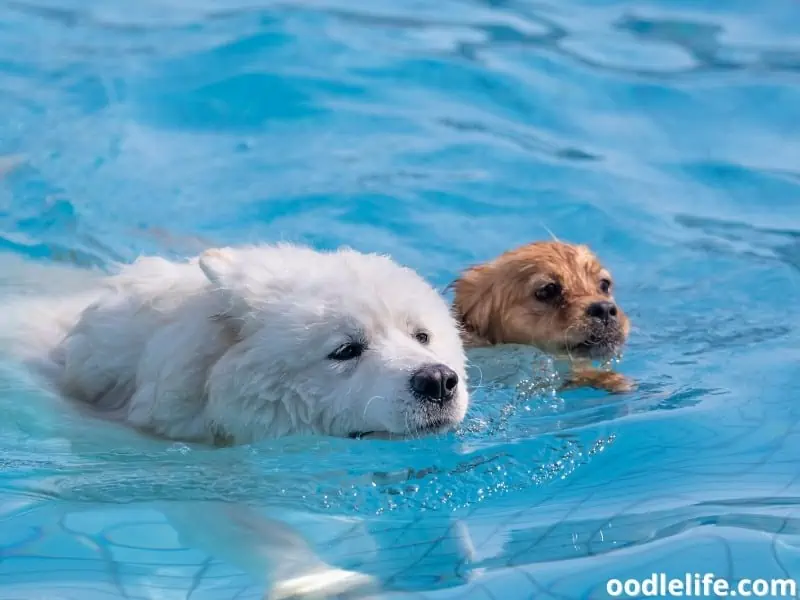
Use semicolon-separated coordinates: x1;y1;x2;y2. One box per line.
2;254;229;440
51;256;233;439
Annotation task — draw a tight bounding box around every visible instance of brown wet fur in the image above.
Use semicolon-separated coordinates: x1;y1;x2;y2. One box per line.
451;241;633;393
561;366;634;394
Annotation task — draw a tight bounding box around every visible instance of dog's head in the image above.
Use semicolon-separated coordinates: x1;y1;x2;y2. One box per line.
198;245;468;442
451;241;629;361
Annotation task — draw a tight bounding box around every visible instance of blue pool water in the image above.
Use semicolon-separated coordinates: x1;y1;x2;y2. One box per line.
1;0;800;598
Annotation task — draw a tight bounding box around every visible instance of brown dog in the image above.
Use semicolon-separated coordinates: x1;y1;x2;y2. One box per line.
451;241;632;393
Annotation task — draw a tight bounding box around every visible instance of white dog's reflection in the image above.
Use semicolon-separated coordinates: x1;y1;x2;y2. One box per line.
164;501;478;599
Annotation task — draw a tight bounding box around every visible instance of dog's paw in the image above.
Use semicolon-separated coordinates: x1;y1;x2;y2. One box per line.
562;368;635;394
266;567;378;600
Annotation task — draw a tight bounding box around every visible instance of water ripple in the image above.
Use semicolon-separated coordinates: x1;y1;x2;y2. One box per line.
1;0;800;597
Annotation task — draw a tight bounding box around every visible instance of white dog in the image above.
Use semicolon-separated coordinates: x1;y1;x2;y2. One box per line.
5;244;469;445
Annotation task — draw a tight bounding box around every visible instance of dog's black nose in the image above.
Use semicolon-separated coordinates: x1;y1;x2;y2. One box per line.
410;364;459;404
586;301;618;323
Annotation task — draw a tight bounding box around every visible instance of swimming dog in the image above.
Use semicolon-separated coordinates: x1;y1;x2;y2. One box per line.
3;244;470;444
451;241;632;392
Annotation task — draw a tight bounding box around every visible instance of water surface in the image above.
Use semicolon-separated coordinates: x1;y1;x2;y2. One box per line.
1;0;799;598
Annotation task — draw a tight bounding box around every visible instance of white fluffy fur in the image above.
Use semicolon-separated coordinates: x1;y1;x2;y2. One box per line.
5;244;469;445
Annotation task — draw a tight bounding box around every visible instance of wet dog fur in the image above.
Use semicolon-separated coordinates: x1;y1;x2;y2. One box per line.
3;244;470;444
451;241;633;393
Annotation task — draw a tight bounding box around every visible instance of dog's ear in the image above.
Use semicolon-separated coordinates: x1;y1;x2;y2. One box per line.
199;248;255;336
199;247;238;288
452;264;510;345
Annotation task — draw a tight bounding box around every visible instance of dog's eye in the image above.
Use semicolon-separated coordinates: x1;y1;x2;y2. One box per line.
535;282;562;302
328;342;365;361
599;278;612;294
414;331;430;345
